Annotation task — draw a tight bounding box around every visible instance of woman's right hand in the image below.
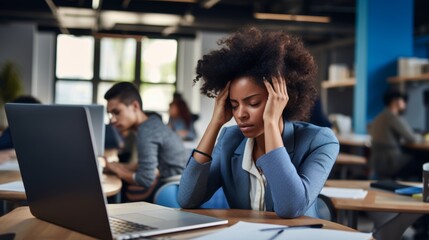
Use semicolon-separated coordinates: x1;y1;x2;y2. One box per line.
210;81;233;127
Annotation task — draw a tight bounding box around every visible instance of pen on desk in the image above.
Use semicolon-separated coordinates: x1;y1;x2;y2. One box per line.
260;223;324;231
267;229;284;240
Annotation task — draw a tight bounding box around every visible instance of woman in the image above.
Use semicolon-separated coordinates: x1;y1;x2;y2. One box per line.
177;27;339;218
168;93;196;141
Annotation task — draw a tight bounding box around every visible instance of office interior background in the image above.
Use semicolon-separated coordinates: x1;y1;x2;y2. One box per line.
0;0;429;137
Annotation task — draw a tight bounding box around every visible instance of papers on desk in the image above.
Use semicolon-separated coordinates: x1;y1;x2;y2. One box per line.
321;187;368;199
0;181;25;192
0;159;20;171
192;221;372;240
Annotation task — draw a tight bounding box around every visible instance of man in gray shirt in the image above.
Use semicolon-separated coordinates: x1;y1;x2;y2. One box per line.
369;89;420;180
104;82;188;202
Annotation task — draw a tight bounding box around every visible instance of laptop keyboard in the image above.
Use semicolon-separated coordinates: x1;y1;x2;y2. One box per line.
110;217;157;236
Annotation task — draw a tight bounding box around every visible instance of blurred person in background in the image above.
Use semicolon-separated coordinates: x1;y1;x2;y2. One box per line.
0;95;41;162
168;92;197;141
369;88;421;180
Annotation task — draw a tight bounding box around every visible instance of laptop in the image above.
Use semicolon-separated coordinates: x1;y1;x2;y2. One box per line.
56;104;105;157
83;104;105;157
5;103;228;240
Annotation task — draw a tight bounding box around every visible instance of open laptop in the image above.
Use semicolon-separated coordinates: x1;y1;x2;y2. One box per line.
83;104;105;157
5;103;228;240
56;104;105;157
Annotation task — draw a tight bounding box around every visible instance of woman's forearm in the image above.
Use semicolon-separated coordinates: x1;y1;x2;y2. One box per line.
264;120;284;153
193;121;223;164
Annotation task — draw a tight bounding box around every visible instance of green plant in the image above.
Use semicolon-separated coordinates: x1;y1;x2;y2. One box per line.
0;61;23;104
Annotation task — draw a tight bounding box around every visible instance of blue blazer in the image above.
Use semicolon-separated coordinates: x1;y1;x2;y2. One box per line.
178;120;339;218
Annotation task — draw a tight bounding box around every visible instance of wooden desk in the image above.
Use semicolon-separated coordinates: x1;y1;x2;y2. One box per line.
326;180;429;213
335;153;368;179
403;142;429;152
325;180;429;240
335;134;371;179
0;206;356;240
336;133;371;148
0;169;122;201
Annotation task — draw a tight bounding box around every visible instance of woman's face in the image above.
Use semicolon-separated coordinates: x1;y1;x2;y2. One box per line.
169;103;179;117
229;76;268;138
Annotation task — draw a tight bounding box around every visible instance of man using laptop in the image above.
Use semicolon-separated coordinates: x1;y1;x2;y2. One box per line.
104;82;188;202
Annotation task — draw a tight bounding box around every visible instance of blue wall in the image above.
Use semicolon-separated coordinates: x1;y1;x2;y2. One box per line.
354;0;413;133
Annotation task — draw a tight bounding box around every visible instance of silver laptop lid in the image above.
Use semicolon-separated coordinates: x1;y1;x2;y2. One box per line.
5;103;112;239
83;104;105;156
56;104;105;156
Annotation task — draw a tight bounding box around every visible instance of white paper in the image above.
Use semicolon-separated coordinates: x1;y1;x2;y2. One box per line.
0;180;25;192
192;221;372;240
321;187;368;199
0;160;20;171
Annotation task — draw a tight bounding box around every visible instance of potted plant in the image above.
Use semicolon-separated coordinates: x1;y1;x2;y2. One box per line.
0;61;23;129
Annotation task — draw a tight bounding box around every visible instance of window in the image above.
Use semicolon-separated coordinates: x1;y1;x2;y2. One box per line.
55;34;94;104
55;80;92;104
56;35;94;80
100;37;136;81
141;39;177;84
54;35;178;119
140;39;177;118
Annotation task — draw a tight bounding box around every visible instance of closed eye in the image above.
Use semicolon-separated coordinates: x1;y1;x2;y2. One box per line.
249;102;260;107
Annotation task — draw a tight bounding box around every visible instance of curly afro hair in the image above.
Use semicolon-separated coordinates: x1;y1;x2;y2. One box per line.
194;26;318;121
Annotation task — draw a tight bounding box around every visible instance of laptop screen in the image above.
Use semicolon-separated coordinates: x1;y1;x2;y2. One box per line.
5;103;113;239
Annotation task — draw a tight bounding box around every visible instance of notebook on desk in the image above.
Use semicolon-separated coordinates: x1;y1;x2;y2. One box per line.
370;180;422;196
5;103;227;240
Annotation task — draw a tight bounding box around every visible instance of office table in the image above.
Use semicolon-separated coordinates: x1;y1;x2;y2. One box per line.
335;153;368;179
336;133;371;148
325;179;429;240
403;142;429;152
334;134;371;179
0;170;122;201
0;205;357;240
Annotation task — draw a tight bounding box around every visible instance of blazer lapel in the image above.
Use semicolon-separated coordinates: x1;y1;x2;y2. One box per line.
282;120;295;159
265;183;273;211
231;139;251;209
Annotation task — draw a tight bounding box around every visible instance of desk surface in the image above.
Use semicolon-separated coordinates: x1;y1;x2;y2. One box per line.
336;133;371;147
403;142;429;152
326;180;429;213
0;206;356;240
0;169;122;200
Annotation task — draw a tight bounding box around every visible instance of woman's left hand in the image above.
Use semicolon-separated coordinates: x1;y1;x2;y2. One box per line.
263;74;289;124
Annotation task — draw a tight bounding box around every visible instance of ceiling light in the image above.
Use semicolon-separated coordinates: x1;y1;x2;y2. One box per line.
200;0;221;9
45;0;69;34
92;0;100;9
254;12;330;23
101;11;182;29
57;7;96;29
180;12;194;26
162;25;178;36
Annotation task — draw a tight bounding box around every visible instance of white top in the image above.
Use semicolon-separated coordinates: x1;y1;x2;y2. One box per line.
242;138;266;211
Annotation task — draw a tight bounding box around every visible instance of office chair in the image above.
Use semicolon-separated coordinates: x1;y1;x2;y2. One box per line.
315;194;337;222
200;188;229;209
153;181;181;208
153;182;229;209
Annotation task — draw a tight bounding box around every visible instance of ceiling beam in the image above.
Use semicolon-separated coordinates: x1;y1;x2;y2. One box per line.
45;0;69;34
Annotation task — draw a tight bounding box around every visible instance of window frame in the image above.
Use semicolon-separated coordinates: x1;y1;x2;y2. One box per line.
53;34;179;117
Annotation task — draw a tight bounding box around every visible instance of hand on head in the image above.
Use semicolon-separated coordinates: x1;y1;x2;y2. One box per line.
263;74;289;124
211;81;233;127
